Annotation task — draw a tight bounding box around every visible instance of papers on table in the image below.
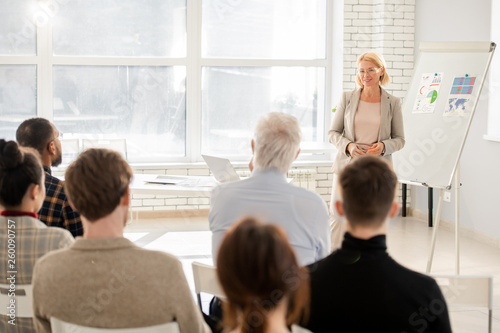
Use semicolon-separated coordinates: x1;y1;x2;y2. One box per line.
145;175;216;188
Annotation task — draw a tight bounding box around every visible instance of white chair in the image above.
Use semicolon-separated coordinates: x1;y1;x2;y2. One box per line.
433;275;493;333
191;263;311;331
291;324;313;333
0;283;33;318
82;138;128;160
60;138;80;164
191;262;225;311
50;317;180;333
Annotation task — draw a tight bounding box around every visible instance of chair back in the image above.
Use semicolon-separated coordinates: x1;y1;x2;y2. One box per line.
291;325;313;333
433;275;493;333
433;275;492;308
60;138;80;164
50;317;180;333
82;138;127;160
191;262;225;310
0;283;33;318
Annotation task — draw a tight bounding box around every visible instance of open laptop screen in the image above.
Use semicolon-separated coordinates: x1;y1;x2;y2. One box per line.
201;155;241;183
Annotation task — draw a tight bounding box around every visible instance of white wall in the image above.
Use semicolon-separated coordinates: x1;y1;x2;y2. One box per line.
413;0;500;238
488;0;500;138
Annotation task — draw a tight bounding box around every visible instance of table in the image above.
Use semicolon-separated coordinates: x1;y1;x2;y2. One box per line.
130;174;218;197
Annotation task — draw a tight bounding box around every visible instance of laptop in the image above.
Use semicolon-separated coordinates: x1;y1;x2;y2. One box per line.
201;154;241;183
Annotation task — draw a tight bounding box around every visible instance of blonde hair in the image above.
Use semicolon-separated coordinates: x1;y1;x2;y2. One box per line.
356;51;390;87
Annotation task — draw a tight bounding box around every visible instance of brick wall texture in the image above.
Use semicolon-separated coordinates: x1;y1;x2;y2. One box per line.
131;165;410;213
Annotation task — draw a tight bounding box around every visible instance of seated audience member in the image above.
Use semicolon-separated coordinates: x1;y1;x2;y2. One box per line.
32;148;210;333
210;112;330;266
217;218;309;333
303;156;452;333
16;118;83;237
0;140;73;333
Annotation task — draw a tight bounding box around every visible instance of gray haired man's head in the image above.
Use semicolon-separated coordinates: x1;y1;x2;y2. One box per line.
252;112;301;174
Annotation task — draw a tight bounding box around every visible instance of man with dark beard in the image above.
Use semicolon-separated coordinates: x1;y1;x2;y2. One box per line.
16;118;83;236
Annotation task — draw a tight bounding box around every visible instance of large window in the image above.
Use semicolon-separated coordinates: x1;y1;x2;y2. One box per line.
0;0;333;163
0;1;37;138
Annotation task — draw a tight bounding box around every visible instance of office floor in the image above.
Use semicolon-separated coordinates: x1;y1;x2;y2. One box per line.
124;214;500;333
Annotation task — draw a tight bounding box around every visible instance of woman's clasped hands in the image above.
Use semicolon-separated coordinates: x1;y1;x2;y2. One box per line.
347;142;385;157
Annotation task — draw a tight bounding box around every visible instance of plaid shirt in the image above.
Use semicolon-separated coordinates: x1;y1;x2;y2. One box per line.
0;214;74;333
38;166;83;237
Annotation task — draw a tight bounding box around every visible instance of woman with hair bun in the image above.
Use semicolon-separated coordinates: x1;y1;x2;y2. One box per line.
0;139;73;333
328;51;406;250
216;218;309;333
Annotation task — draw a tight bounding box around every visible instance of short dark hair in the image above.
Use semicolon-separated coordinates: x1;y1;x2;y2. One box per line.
338;156;397;228
216;218;309;333
65;148;133;222
16;118;55;156
0;139;43;207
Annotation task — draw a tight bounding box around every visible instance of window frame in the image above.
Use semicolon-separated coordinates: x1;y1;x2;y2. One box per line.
0;0;336;164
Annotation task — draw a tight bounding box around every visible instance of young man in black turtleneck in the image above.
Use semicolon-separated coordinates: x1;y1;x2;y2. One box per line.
303;156;452;333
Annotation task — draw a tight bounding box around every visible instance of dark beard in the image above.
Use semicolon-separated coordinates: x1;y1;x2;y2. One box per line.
52;151;62;167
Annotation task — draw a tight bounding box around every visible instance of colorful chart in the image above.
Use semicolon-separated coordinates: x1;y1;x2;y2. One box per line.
426;90;438;103
452;76;475;86
413;72;443;114
445;75;476;116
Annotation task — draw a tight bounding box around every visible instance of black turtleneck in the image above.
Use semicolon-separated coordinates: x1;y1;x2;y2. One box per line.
303;233;452;333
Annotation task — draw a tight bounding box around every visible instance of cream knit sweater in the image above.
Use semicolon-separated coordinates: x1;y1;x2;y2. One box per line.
32;237;210;333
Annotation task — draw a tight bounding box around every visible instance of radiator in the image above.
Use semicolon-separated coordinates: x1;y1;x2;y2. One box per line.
288;169;317;191
238;169;317;191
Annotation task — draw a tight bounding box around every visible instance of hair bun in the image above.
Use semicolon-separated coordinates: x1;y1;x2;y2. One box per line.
0;139;24;169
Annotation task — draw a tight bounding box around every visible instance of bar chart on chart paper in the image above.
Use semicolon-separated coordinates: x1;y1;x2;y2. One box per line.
445;76;476;116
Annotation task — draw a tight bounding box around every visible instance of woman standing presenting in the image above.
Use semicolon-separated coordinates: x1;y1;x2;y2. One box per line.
329;51;405;249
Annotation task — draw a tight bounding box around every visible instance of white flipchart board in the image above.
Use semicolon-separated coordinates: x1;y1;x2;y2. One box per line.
393;42;496;189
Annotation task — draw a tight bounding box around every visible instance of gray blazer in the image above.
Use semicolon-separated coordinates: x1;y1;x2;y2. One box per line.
329;87;405;174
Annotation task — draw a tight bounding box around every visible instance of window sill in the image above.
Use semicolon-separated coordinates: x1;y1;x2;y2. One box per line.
128;159;334;170
483;134;500;143
53;144;337;172
53;159;335;174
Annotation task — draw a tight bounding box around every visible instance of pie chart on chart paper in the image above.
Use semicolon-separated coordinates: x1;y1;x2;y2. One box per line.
426;90;438;104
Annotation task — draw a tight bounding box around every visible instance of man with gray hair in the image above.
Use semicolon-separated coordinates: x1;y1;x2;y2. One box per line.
209;112;330;266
